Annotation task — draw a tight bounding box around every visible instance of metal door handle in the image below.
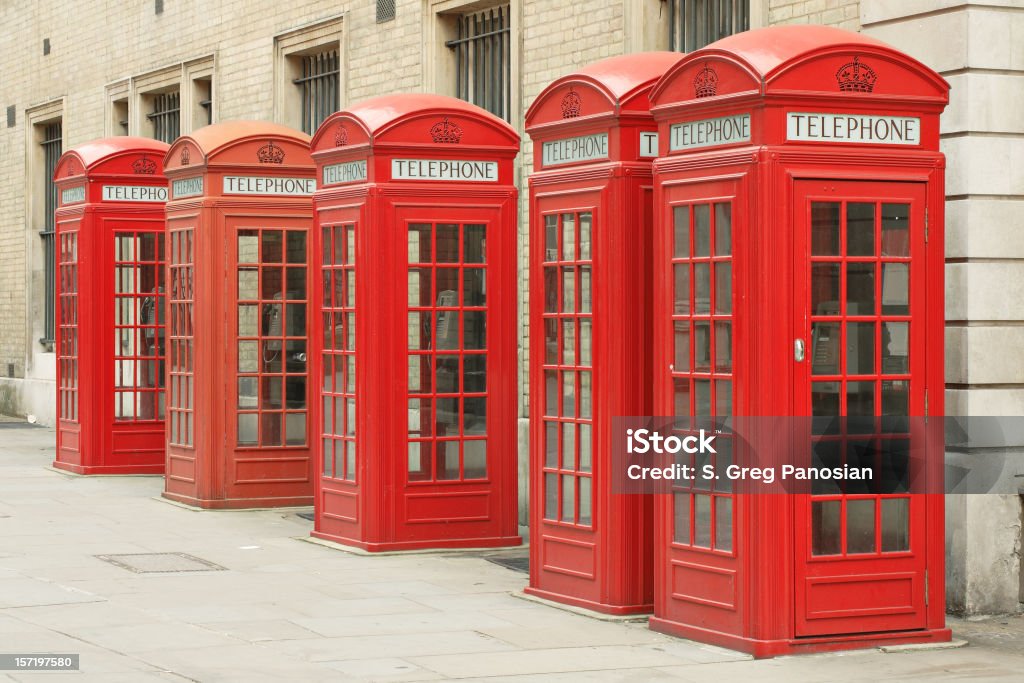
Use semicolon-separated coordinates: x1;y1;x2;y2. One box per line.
794;338;805;362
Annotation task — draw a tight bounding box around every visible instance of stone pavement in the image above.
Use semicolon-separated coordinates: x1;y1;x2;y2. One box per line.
1;424;1022;682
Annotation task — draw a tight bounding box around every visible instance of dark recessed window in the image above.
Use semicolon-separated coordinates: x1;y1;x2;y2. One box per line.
446;4;511;121
377;0;396;23
148;90;180;144
294;49;339;135
40;121;62;347
666;0;750;52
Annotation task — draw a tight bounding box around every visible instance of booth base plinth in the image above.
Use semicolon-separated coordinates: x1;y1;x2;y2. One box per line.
309;530;522;553
522;586;653;617
648;617;953;659
161;491;313;510
52;460;164;476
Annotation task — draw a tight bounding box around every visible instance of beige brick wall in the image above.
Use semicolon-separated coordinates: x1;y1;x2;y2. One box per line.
0;0;864;421
768;0;860;30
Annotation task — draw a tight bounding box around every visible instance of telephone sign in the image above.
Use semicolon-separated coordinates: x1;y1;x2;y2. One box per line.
161;121;317;509
52;137;170;475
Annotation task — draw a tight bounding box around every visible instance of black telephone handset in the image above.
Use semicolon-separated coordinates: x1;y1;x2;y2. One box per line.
435;290;458;351
262;292;306;368
811;301;841;376
139;286;165;344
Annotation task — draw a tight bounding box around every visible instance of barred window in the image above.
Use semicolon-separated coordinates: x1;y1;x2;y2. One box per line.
40;121;62;347
377;0;395;23
666;0;750;52
148;90;180;144
446;4;511;121
294;49;339;136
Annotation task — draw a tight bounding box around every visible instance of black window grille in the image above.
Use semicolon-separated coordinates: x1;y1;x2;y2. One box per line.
294;49;339;136
377;0;396;23
667;0;749;52
446;4;511;121
148;91;180;143
40;121;62;347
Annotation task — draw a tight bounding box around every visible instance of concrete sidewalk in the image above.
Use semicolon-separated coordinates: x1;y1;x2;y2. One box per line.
0;425;1021;682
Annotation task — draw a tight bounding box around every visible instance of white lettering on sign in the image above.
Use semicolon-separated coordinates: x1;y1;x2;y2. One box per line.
322;160;367;185
102;185;168;202
222;176;317;196
61;186;85;205
391;159;498;182
639;131;659;158
541;133;609;166
172;176;204;199
786;112;920;146
670;114;751;151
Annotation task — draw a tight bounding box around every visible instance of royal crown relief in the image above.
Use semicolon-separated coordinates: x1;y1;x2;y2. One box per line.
561;88;582;118
257;141;285;164
836;55;878;93
132;155;157;175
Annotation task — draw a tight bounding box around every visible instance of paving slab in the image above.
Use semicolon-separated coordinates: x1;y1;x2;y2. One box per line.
321;657;446;682
264;631;518;662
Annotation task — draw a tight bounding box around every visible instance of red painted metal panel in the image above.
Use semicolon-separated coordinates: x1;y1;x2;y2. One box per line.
524;52;683;615
52;138;170;475
648;26;950;657
161;122;316;508
309;95;521;551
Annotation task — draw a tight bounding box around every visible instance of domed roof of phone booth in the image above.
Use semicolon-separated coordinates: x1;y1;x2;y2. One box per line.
54;137;170;181
164;120;313;171
650;25;949;105
310;94;519;153
526;51;686;127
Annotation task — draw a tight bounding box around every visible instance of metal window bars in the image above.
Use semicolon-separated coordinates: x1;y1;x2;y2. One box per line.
147;91;180;144
40;121;62;347
294;50;340;136
667;0;750;53
377;0;396;23
446;4;511;122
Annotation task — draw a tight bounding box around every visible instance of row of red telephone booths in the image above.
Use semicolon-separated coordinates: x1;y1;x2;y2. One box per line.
51;27;950;657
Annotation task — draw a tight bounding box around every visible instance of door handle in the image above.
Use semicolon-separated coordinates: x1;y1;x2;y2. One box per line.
794;338;806;362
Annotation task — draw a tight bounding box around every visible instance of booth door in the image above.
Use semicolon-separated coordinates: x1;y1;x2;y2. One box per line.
227;217;312;492
792;179;928;637
664;183;741;636
401;207;502;539
56;220;82;457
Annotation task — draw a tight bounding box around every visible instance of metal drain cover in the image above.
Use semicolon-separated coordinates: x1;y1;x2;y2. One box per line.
485;555;529;573
96;552;226;573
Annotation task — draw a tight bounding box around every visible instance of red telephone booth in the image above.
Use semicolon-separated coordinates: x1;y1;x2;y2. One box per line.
52;138;170;475
309;95;521;550
161;122;317;508
523;52;682;614
648;26;950;656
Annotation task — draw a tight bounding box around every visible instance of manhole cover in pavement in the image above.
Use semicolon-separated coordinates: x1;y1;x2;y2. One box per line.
485;555;529;573
95;552;226;573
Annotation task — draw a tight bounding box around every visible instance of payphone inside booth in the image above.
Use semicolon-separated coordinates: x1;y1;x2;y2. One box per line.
309;94;521;551
648;26;950;657
53;137;170;475
524;52;684;615
161;121;317;509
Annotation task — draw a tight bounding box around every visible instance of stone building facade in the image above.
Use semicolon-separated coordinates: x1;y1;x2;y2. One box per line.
0;0;1019;615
